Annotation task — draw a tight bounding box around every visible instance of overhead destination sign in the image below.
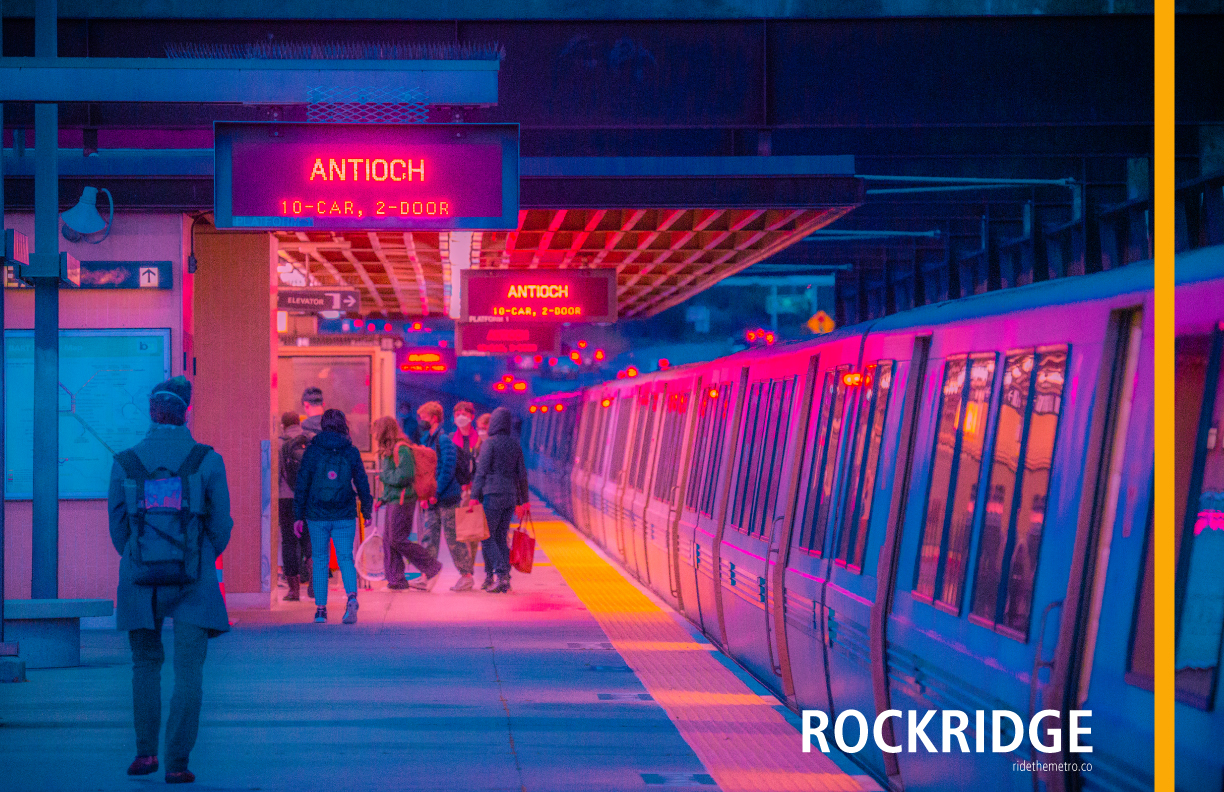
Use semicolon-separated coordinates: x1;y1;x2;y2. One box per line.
214;122;520;231
461;269;617;324
457;324;560;356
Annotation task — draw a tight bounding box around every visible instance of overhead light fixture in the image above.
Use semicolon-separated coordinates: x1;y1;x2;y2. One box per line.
61;186;114;244
83;128;99;158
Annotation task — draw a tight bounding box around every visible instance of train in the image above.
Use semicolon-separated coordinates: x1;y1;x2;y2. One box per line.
525;248;1223;792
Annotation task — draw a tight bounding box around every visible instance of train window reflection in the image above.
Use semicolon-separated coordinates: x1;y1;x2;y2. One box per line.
631;389;661;491
835;361;895;571
609;396;635;478
686;387;716;510
701;384;735;515
748;378;797;536
914;353;998;611
795;367;849;554
731;382;766;532
654;390;689;501
970;347;1067;638
1176;329;1224;709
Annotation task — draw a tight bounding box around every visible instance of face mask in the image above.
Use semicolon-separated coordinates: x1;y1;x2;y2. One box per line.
418;420;433;433
478;430;488;440
455;415;472;428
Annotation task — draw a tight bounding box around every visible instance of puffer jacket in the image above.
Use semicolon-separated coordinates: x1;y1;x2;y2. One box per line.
423;427;462;507
471;407;529;505
294;430;373;522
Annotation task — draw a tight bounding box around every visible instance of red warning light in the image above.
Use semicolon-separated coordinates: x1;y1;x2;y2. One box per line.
556;404;564;411
708;388;719;398
412;322;422;331
533;355;543;364
601;398;612;407
842;372;863;386
503;374;514;383
578;340;589;349
570;351;582;363
513;381;527;392
658;358;670;370
540;405;550;412
529;405;538;413
765;333;775;345
594;349;606;361
495;382;507;391
514;355;524;365
746;331;757;342
355;319;365;329
626;366;639;377
548;357;559;366
617;371;626;379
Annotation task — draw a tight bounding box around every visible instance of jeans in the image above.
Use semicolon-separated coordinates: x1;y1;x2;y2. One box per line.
481;494;515;578
419;505;476;576
129;617;210;773
383;501;442;582
278;498;311;579
308;519;358;608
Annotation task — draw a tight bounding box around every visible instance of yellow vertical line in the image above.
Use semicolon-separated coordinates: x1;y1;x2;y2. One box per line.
1153;2;1175;792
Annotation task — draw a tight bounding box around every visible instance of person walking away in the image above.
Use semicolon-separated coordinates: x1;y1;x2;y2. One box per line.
277;411;312;601
476;413;491;445
108;376;233;785
372;416;442;591
470;407;530;593
300;387;325;437
417;401;476;591
293;409;372;624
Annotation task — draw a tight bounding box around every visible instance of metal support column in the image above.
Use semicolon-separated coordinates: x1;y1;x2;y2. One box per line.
0;6;7;644
31;0;59;600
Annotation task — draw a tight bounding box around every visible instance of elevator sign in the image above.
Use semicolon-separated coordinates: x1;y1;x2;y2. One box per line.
213;122;520;231
461;269;618;324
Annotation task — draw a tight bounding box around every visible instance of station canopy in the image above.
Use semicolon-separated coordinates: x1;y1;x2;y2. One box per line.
275;206;851;320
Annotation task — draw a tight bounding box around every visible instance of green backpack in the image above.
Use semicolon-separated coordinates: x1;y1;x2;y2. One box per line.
116;444;211;587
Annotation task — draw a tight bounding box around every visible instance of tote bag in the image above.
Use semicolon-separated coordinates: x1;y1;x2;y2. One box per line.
509;515;536;574
456;501;490;542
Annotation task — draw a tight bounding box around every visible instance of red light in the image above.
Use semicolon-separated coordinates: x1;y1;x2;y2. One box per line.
514;355;523;365
601;398;612;407
355;319;365;328
495;382;507;391
549;357;558;366
412;322;422;331
658;358;670;370
746;331;756;342
534;355;543;364
400;364;409;371
617;371;626;379
556;404;564;411
570;351;582;362
842;372;863;386
541;405;549;412
627;366;639;377
430;364;446;372
503;374;514;383
708;388;718;398
594;349;606;361
765;333;775;345
513;382;527;392
529;405;538;413
578;340;588;349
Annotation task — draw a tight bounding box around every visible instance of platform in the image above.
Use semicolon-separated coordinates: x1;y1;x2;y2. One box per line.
0;500;868;791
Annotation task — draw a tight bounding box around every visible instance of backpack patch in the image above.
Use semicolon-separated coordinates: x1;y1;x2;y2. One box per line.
117;444;211;587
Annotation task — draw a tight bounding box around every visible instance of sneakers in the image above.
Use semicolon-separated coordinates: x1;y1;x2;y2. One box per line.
409;571;442;591
126;756;158;776
480;576;495;592
313;607;326;623
342;594;359;624
450;574;475;592
165;770;195;784
491;574;512;594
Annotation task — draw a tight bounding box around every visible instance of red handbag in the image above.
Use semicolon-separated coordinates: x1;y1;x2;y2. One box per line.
509;515;536;574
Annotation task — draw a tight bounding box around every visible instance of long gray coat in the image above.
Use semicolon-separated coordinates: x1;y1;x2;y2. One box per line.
108;423;234;636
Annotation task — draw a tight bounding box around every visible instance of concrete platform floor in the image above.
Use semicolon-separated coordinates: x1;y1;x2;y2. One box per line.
0;502;861;792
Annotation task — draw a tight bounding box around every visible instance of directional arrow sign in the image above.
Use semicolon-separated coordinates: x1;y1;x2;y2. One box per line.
806;310;836;335
278;288;362;313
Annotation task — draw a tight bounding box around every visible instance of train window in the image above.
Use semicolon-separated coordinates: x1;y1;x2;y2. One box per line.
744;380;784;534
593;400;613;476
835;361;895;571
700;383;735;515
609;396;635;479
633;390;662;491
750;377;798;536
795;369;838;553
1127;493;1155;690
969;347;1068;637
1176;329;1224;709
914;352;998;612
730;382;766;532
654;390;690;502
577;403;595;469
686;387;716;510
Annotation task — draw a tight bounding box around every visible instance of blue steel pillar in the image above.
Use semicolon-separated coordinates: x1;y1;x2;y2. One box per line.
30;0;59;600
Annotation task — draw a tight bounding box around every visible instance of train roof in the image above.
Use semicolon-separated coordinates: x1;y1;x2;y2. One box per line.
1175;244;1224;286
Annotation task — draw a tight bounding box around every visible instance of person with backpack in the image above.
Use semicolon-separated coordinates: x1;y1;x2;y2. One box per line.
277;411;312;601
470;407;530;593
371;416;441;591
300;386;326;438
417;401;476;591
293;409;372;624
108;376;233;785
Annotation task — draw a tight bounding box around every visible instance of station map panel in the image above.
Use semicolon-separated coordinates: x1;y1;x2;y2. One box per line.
4;329;171;499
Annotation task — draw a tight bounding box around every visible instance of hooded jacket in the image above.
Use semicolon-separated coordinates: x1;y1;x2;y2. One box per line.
471;407;529;505
108;423;233;636
423;426;462;507
294;430;373;522
300;413;324;438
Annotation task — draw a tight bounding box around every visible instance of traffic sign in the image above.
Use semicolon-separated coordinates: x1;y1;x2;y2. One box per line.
278;288;361;313
807;310;836;335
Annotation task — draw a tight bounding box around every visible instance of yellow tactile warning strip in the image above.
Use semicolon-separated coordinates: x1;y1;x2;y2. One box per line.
529;511;868;792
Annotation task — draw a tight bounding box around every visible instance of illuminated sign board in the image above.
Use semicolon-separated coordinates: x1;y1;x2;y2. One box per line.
457;324;560;356
214;122;519;231
461;269;617;324
397;346;456;374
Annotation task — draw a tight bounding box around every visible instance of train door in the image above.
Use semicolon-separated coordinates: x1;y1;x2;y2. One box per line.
641;376;696;610
600;388;635;556
676;374;738;630
614;386;650;575
719;356;801;693
586;392;614;549
571;395;597;536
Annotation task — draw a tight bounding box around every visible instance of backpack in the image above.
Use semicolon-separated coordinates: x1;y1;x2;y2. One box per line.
311;445;354;509
454;437;476;488
396;442;437;502
279;433;309;491
116;444;212;587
